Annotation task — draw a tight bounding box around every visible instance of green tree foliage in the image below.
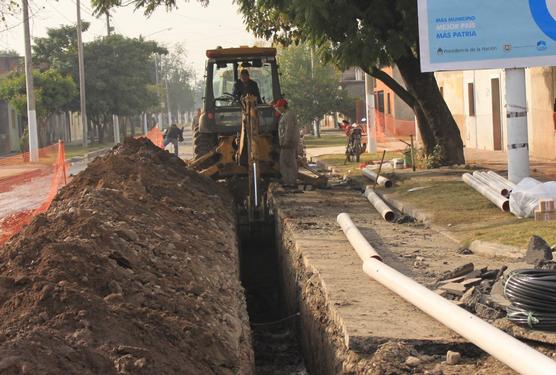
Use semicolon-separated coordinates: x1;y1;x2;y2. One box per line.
235;0;465;165
278;43;353;129
0;1;18;23
0;49;19;57
159;44;195;121
33;23;90;77
0;69;77;145
90;0;207;15
83;35;167;141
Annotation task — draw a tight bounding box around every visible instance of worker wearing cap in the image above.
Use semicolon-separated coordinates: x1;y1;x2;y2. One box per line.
274;99;299;187
233;69;262;104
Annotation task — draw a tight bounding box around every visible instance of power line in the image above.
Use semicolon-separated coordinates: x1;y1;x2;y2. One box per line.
0;2;43;34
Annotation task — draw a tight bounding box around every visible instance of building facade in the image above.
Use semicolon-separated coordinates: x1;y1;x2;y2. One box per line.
437;67;556;160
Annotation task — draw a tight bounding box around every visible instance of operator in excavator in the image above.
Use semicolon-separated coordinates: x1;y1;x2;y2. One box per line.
233;69;262;104
273;98;299;187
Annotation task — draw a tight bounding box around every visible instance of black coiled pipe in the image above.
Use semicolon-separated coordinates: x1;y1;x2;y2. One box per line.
504;269;556;331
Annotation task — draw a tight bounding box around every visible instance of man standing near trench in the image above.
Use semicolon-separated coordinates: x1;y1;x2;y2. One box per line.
274;99;299;187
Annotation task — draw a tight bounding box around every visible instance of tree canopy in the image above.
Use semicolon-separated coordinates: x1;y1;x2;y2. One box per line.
33;23;90;77
278;43;354;127
83;35;167;123
90;0;207;15
236;0;465;165
0;69;77;145
159;44;195;120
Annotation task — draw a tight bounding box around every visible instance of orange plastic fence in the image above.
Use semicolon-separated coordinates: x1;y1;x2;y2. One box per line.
145;127;164;148
0;141;68;245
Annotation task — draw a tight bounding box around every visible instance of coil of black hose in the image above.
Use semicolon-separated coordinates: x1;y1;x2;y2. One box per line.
504;269;556;331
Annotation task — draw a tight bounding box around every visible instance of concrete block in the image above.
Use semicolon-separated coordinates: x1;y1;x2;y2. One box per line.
525;235;553;264
538;199;555;212
534;210;556;221
446;351;461;365
439;282;466;296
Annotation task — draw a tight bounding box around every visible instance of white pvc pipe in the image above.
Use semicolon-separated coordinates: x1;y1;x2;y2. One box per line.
462;173;509;211
364;187;395;222
472;171;508;197
505;68;530;184
337;213;382;261
486;171;516;190
362;167;392;188
337;213;556;375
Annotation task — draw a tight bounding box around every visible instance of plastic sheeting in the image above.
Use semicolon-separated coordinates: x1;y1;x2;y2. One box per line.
509;177;556;218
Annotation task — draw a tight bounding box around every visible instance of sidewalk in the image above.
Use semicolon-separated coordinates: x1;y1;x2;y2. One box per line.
465;148;556;181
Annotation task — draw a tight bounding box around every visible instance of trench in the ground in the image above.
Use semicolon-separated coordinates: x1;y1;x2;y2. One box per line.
238;221;308;374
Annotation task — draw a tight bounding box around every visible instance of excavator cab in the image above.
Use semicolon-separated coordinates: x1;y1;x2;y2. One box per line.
194;47;282;159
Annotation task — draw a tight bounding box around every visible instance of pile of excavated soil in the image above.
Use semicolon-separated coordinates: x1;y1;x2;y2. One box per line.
0;138;253;375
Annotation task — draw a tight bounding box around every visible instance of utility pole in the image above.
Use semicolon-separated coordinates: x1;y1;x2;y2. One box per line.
164;71;171;126
364;72;376;153
505;68;529;183
22;0;39;162
105;11;111;36
154;54;163;128
76;0;88;147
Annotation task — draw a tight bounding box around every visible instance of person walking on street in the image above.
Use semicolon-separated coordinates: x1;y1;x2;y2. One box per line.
163;123;183;156
274;99;299;187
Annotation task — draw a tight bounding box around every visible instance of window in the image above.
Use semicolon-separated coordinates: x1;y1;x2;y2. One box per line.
467;82;475;116
387;93;391;114
440;86;444;97
212;62;274;107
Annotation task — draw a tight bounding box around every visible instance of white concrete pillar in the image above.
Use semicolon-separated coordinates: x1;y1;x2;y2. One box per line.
364;73;377;153
113;115;121;144
504;68;529;183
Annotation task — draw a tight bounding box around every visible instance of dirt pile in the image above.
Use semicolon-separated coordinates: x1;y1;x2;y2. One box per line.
0;138;253;375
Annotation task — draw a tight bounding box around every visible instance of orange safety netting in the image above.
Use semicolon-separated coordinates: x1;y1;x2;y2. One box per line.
145;127;164;148
374;109;416;142
0;141;68;245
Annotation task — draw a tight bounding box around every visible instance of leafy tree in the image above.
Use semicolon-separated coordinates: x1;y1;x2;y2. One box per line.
32;24;167;142
159;44;195;122
0;49;19;57
83;35;167;141
0;1;18;23
0;69;77;146
90;0;207;15
278;43;353;134
235;0;465;165
33;23;90;77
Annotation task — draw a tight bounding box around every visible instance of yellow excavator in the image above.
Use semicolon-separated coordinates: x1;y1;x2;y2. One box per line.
188;46;326;224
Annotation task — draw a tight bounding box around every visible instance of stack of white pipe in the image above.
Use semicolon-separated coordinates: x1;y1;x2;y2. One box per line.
486;171;516;191
336;213;556;375
362;167;392;188
462;173;510;212
472;171;510;197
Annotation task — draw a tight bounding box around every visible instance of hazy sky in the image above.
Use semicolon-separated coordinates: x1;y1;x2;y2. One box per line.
0;0;259;77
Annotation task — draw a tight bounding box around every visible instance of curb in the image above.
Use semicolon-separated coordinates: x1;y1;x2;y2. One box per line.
469;240;524;259
314;156;526;261
65;147;112;164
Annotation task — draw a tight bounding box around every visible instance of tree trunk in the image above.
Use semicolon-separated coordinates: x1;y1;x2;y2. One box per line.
395;54;465;165
413;104;435;155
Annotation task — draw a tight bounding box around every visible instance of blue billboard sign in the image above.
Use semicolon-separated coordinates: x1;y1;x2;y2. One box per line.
418;0;556;71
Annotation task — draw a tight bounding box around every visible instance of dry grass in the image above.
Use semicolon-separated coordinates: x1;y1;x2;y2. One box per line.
382;172;556;248
304;134;347;148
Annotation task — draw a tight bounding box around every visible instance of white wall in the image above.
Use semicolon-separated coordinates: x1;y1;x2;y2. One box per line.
462;69;506;151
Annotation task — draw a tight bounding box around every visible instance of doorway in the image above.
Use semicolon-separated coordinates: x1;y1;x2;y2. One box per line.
491;78;502;150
